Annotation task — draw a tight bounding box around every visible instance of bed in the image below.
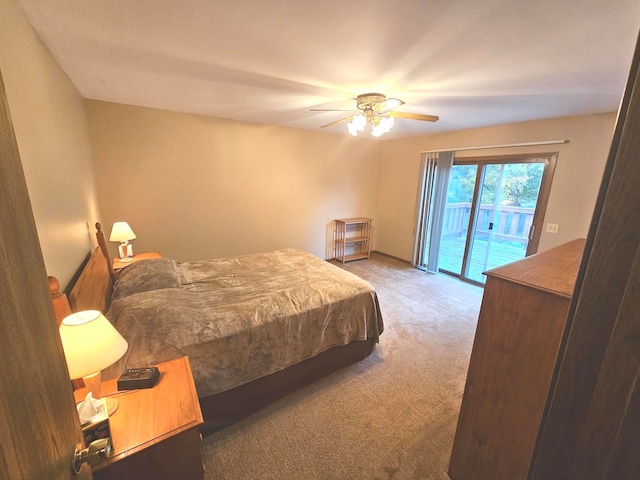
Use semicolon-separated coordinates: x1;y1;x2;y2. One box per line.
50;224;383;434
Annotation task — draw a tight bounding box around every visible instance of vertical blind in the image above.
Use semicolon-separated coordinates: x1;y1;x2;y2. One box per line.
412;151;454;272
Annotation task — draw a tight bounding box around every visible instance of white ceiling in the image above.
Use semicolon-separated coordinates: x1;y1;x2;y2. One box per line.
17;0;640;140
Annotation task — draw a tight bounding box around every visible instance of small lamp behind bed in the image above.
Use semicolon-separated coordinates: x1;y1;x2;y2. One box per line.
59;310;128;416
109;221;136;262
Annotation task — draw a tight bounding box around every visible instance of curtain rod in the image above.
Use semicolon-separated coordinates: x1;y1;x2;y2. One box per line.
421;139;569;154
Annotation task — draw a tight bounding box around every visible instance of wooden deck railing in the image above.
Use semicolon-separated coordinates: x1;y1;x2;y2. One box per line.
443;202;534;244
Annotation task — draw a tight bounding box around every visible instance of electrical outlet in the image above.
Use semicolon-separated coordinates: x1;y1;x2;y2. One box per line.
546;223;559;234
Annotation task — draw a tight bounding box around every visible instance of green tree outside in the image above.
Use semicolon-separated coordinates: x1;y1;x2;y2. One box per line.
448;163;544;207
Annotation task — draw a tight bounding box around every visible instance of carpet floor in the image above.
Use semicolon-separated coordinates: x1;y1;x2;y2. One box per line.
201;253;483;480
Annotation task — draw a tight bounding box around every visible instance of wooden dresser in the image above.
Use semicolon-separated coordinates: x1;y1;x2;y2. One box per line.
448;238;585;480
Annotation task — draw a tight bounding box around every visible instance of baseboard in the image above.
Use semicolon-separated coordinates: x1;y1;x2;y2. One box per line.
370;250;412;265
327;250;413;266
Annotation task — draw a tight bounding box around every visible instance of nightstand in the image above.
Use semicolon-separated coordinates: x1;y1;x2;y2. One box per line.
74;356;204;480
113;252;162;272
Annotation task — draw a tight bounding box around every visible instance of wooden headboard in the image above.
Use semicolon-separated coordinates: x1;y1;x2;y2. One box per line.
49;223;116;391
49;222;116;323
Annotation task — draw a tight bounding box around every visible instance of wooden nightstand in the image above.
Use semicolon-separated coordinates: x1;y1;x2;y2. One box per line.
74;356;204;480
113;252;162;272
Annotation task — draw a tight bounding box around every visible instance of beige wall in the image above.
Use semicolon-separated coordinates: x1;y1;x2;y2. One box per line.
86;101;381;261
377;113;617;261
0;0;99;289
87;99;615;265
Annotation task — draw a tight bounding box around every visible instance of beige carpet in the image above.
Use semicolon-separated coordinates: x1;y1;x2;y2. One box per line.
201;253;483;480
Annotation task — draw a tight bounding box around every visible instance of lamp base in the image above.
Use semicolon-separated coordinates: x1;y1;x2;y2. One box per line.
118;242;134;259
118;257;133;263
104;396;119;416
83;371;119;416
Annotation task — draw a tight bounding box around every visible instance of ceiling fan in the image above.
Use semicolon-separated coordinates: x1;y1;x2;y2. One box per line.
311;93;439;137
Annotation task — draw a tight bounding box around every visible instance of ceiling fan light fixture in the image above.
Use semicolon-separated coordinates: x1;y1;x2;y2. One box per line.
316;92;436;134
350;94;398;137
355;113;394;138
380;115;394;131
347;114;367;136
352;114;366;129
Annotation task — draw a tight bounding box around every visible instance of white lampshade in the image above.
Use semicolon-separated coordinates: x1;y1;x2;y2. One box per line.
109;222;137;243
59;310;128;379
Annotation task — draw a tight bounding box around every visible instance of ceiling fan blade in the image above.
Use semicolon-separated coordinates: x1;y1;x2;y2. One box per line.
321;116;354;128
378;97;405;112
389;111;439;122
310;108;355;112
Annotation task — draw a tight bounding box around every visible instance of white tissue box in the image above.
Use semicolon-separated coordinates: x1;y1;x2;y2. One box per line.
79;398;112;447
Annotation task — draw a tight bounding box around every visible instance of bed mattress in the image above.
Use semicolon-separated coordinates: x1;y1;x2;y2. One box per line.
105;248;383;397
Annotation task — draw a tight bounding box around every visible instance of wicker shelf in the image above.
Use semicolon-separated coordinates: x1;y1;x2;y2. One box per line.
334;218;372;264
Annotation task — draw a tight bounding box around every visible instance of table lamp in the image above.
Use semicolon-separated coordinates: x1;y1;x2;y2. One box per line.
109;222;136;262
59;310;128;416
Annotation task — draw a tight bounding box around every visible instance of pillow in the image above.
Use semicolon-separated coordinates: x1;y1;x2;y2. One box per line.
112;258;182;300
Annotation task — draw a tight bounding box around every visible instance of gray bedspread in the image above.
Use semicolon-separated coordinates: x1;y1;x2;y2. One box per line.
105;249;383;397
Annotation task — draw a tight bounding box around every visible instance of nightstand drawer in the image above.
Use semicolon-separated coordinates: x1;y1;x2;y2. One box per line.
93;428;203;480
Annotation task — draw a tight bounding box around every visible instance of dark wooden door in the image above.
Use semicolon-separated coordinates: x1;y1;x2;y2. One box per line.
0;70;92;478
530;32;640;479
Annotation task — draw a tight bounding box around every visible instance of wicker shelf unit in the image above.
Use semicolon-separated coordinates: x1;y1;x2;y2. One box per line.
334;217;372;264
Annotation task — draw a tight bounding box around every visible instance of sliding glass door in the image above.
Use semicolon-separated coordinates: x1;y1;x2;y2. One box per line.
439;164;477;276
439;154;556;284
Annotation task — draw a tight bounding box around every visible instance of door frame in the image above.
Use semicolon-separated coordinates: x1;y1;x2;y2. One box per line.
450;152;557;282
